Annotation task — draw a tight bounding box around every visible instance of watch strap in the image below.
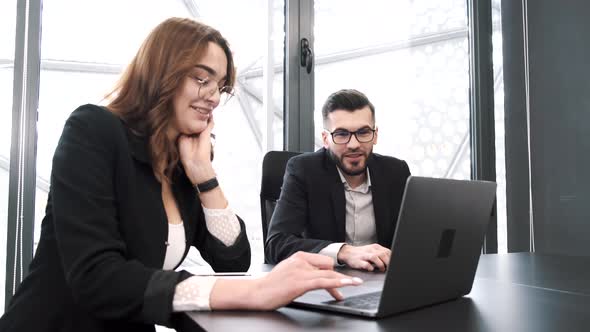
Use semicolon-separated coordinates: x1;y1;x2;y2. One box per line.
195;177;219;194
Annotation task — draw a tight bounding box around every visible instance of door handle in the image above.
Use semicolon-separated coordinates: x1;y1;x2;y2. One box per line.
300;38;313;74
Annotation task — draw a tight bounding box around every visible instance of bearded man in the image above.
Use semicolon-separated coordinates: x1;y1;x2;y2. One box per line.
265;89;411;271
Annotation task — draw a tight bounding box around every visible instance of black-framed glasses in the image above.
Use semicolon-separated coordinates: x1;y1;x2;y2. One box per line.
193;76;235;105
325;127;376;144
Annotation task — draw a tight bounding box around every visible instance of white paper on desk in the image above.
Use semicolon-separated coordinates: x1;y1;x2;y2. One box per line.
191;271;268;279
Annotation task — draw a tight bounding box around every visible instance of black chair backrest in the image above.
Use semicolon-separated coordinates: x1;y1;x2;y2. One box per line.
260;151;301;246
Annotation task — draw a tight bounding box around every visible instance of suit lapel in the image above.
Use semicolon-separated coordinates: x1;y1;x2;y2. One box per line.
323;148;347;241
368;158;389;246
171;171;195;261
331;182;346;241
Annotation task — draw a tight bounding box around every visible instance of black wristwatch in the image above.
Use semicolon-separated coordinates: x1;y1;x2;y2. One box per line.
194;177;219;194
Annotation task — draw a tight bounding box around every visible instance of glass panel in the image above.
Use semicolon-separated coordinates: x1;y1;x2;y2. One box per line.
491;0;507;253
314;0;470;179
0;0;17;313
36;0;284;271
194;1;285;266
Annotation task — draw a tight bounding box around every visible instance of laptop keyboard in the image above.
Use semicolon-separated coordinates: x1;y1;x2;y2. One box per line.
326;291;381;310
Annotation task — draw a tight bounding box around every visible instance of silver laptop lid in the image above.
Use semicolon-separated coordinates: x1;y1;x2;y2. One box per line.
290;176;496;318
377;176;496;316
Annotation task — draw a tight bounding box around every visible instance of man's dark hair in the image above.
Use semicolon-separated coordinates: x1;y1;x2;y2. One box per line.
321;89;375;127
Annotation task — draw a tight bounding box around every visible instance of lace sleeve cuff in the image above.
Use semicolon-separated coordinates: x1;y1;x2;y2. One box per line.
202;205;241;246
172;276;218;312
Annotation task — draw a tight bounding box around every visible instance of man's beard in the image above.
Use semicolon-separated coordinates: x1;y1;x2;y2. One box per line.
328;148;370;176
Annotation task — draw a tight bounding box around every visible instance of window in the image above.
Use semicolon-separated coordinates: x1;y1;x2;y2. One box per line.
313;0;506;252
314;0;471;178
35;0;284;269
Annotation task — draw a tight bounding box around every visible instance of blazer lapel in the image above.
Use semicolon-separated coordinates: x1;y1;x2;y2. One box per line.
172;171;195;260
331;182;347;241
368;158;389;246
121;123;169;267
323;148;347;241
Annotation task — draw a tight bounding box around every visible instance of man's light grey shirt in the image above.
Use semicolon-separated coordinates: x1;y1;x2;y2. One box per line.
319;167;377;263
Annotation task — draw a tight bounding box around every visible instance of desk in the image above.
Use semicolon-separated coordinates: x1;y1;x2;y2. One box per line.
183;253;590;331
476;253;590;295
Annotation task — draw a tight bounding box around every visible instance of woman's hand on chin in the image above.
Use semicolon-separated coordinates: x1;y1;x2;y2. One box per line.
178;116;216;184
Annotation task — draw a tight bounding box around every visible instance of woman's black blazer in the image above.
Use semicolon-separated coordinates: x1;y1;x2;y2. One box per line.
0;104;251;332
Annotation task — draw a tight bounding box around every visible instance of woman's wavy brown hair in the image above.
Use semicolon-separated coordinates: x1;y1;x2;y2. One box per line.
106;17;235;182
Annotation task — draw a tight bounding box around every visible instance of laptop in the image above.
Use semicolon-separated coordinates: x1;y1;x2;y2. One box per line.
290;176;497;318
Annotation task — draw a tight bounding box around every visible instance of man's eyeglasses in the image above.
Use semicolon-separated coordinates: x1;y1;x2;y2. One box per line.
193;75;235;106
325;127;376;144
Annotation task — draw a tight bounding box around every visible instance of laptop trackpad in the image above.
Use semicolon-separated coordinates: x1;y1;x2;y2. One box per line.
293;279;384;305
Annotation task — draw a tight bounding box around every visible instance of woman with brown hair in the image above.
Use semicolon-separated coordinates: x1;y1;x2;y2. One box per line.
0;17;361;332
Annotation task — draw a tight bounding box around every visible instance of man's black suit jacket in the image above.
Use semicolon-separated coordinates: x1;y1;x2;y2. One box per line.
265;148;410;264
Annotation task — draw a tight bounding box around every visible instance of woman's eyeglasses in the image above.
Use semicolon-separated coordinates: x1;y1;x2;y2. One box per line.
193;76;235;106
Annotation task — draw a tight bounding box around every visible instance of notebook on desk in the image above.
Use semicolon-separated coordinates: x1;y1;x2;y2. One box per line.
290;176;497;318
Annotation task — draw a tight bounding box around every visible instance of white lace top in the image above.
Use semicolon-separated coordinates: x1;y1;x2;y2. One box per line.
163;205;241;311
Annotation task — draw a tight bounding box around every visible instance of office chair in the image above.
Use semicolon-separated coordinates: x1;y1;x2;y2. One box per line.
260;151;301;255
